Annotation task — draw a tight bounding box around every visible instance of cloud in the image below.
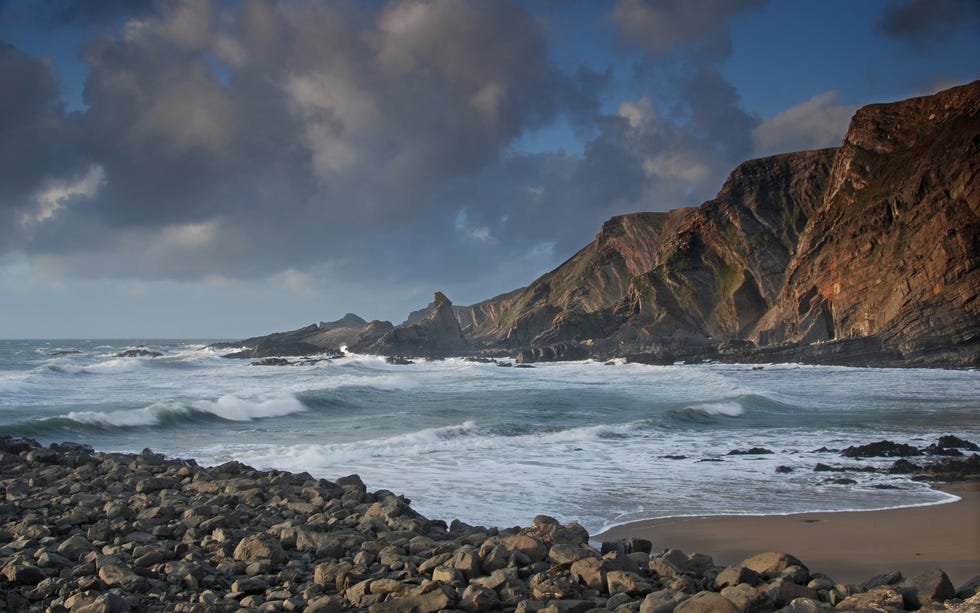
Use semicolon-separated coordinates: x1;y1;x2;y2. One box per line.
23;164;105;226
877;0;980;47
16;0;157;25
2;0;602;293
0;42;88;247
0;0;817;326
613;0;767;61
753;91;857;157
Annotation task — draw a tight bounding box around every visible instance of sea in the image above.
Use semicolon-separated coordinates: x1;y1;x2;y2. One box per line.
1;339;978;535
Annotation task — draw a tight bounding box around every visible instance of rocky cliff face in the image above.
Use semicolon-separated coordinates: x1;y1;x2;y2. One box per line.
221;82;978;366
462;81;979;366
754;82;980;364
462;148;837;354
362;292;470;359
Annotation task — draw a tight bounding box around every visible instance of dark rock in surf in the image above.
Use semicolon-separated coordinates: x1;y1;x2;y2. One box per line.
887;459;921;474
251;357;290;366
914;453;980;482
841;440;922;458
224;340;326;358
116;348;163;358
935;435;980;451
726;447;774;455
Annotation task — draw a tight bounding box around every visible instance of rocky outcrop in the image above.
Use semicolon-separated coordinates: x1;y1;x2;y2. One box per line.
361;292;470;359
214;314;371;358
462;81;979;366
462;148;837;360
754;81;980;366
222;82;979;367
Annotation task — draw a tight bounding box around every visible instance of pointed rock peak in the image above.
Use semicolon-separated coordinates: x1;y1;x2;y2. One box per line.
434;291;452;307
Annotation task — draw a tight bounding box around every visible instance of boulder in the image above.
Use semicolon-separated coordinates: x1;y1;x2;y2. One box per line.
549;543;597;565
1;562;45;585
570;557;606;591
98;562;148;592
957;575;980;600
902;568;956;608
764;577;820;608
606;570;655;596
233;535;284;564
835;585;905;611
459;584;501;612
721;584;766;611
502;534;549;562
775;597;832;612
674;591;740;613
640;589;690;613
715;565;762;589
740;552;807;578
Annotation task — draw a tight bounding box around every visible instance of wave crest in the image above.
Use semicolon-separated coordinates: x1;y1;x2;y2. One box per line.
35;394;307;430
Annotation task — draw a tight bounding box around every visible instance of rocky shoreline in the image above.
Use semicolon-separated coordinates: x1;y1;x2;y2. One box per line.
2;436;979;613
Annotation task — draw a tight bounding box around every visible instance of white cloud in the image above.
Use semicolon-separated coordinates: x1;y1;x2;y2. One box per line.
753;91;857;157
455;208;496;244
23;164;106;227
161;221;219;250
642;154;711;184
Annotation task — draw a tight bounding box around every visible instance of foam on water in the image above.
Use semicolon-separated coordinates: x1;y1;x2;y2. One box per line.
191;394;307;421
2;340;979;532
33;393;307;430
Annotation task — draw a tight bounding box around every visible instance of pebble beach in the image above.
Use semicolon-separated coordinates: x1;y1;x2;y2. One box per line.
2;436;979;613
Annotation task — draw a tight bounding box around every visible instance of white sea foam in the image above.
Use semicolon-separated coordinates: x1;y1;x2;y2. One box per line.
6;341;980;533
191;394;306;421
0;376;25;393
51;394;306;428
685;401;746;416
64;406;170;427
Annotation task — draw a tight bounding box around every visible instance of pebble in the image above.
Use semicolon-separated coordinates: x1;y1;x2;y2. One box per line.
1;435;978;612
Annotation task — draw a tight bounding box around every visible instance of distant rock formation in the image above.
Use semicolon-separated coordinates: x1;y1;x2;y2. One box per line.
361;292;470;359
221;82;979;367
215;313;369;358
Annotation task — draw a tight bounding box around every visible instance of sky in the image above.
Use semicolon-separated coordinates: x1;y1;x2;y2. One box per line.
1;0;978;339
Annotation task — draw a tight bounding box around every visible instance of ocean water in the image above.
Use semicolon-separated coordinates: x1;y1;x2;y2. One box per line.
1;339;978;534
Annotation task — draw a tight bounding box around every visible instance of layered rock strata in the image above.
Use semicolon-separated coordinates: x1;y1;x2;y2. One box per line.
219;82;979;367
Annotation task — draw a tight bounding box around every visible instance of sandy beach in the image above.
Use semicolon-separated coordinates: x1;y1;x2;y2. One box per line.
596;486;980;587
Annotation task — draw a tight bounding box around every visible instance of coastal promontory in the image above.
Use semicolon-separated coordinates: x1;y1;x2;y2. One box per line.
219;82;980;368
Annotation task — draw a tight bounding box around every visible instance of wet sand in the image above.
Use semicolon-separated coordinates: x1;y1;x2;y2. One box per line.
596;487;980;587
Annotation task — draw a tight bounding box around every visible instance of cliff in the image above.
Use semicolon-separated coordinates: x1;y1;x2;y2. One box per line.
462;148;837;355
754;83;980;365
221;82;979;367
463;81;979;366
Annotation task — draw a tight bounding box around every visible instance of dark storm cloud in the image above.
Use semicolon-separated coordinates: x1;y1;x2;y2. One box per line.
5;0;773;305
877;0;980;47
604;1;763;211
9;0;599;286
0;42;87;243
613;0;767;61
26;0;157;25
